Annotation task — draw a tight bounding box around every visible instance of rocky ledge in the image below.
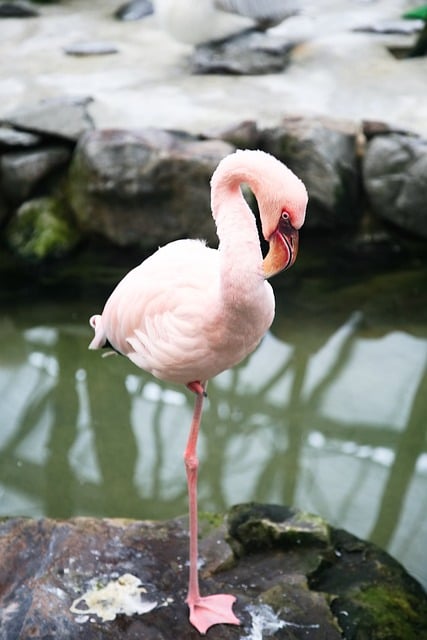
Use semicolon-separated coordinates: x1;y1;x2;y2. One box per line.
0;96;426;276
1;503;426;639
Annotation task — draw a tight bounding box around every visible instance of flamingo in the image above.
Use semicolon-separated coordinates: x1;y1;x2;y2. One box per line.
89;149;308;634
153;0;300;45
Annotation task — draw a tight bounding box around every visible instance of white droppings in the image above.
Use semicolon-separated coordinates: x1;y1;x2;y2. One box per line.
70;573;157;623
242;604;320;640
242;604;285;639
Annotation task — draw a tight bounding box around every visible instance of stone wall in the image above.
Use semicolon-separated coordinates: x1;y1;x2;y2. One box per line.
0;97;426;267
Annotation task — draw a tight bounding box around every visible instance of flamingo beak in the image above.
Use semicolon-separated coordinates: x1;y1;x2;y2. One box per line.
262;214;299;278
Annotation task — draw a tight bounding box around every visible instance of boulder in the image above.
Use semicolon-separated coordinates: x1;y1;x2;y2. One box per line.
68;128;233;248
0;504;426;639
260;117;361;230
0;146;71;204
2;96;94;143
363;132;427;239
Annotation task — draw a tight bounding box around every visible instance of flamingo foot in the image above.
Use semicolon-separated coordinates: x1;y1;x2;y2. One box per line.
187;593;240;635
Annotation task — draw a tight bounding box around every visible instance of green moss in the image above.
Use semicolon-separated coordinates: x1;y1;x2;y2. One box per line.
337;583;427;639
6;197;80;262
358;584;421;623
199;511;224;529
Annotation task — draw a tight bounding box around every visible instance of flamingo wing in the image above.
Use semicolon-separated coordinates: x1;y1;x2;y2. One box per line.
97;240;224;383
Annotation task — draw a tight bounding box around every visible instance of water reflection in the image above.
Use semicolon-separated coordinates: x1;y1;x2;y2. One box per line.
0;293;426;591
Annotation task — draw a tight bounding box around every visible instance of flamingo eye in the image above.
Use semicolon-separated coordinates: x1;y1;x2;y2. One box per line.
281;211;290;221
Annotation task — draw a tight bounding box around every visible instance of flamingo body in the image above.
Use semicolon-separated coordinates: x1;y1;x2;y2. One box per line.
89;149;307;634
90;239;274;384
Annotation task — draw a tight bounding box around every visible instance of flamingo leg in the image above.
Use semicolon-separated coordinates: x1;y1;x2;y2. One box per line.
184;382;240;635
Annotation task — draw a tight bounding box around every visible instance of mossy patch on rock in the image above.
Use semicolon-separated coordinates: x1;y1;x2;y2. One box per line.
228;502;330;554
6;196;80;261
310;526;427;640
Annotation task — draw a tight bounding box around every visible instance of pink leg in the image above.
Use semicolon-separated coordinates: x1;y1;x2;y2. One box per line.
184;381;240;635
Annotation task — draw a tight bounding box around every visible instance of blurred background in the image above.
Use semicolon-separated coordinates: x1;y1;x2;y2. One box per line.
0;0;426;597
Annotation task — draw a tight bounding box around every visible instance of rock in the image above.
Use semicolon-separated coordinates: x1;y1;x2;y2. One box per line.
5;196;80;261
64;41;119;56
2;96;94;142
0;125;41;149
192;30;295;75
0;1;38;18
0;504;426;639
203;119;261;150
261;116;361;230
353;19;424;35
363;132;427;239
114;0;153;21
0;146;71;204
68;128;233;248
362;119;409;140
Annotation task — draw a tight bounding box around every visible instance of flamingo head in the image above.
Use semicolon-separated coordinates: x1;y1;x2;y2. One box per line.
260;162;308;279
211;149;308;278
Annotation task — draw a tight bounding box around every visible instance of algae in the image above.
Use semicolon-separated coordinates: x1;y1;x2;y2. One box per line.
333;583;427;640
6;196;80;262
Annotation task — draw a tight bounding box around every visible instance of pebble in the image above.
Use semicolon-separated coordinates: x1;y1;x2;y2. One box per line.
114;0;153;21
64;41;119;56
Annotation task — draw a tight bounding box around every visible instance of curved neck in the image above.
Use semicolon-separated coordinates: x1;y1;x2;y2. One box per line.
210;166;264;288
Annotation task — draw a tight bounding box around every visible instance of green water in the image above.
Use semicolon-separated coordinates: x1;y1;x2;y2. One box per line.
1;254;426;592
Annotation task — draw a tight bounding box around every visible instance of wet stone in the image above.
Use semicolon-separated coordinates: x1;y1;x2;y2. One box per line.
0;503;425;639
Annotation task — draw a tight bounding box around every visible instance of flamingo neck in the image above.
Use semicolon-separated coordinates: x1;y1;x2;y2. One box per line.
210;168;265;288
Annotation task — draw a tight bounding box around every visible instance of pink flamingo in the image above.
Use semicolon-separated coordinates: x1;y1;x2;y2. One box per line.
89;149;307;634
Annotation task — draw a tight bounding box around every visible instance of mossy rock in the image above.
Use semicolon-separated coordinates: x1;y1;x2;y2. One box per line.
0;505;426;639
228;504;427;639
6;196;80;262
